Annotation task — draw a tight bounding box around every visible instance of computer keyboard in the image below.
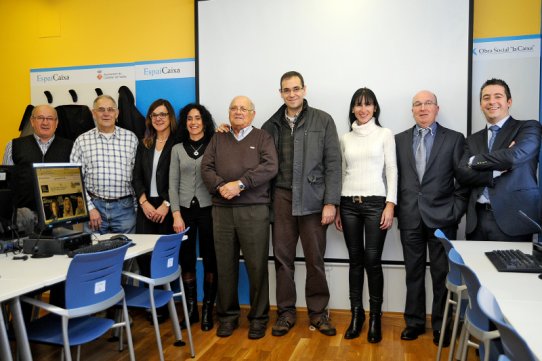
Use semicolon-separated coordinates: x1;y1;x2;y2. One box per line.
485;249;542;273
68;238;131;258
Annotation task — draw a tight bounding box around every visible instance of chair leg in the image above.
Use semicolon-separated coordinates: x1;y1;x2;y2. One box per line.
482;339;490;361
76;345;81;361
178;279;195;357
459;322;470;361
149;296;166;361
447;293;463;361
168;298;184;343
122;301;136;361
455;317;467;361
61;317;73;361
436;289;452;361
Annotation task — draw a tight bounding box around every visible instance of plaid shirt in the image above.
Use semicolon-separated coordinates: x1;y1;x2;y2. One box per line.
70;127;138;210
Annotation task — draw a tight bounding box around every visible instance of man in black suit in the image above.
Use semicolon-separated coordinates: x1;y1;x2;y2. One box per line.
457;78;542;241
395;90;467;345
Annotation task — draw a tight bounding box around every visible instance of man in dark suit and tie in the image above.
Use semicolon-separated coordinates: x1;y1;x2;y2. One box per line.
457;78;542;242
395;90;468;345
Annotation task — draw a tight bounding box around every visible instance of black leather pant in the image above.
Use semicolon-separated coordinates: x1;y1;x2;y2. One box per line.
340;196;387;312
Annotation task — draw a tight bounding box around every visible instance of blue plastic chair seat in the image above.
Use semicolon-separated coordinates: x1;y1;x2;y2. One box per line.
20;243;135;361
123;286;174;309
26;314;114;346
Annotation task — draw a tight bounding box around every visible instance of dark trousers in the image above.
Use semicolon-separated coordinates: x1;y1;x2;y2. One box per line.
212;205;270;323
179;200;217;274
400;223;456;331
340;196;387;312
468;204;532;242
272;188;329;323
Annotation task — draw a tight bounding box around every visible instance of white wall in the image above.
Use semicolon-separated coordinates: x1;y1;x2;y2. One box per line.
198;0;471;263
266;262;434;314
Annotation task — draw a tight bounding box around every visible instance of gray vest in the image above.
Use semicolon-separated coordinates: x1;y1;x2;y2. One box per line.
177;148;212;208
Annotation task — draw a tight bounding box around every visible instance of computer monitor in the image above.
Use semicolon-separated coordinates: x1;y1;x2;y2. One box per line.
32;163;90;232
0;165;15;240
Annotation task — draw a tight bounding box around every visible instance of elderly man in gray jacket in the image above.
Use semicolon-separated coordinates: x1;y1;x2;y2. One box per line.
262;71;342;337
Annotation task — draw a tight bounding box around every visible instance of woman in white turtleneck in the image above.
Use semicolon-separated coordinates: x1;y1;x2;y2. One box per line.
334;87;397;343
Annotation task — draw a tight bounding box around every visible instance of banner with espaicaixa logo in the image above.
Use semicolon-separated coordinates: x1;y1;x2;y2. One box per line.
30;62;136;109
29;58;196;122
133;59;196;117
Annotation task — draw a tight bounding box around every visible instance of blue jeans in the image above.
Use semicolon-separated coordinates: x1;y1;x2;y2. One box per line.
84;197;136;234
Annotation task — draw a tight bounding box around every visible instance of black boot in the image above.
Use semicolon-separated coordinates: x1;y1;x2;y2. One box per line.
367;312;382;343
344;306;365;339
201;277;217;331
180;280;199;329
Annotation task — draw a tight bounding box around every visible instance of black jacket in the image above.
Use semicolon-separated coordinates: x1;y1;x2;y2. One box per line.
132;137;176;203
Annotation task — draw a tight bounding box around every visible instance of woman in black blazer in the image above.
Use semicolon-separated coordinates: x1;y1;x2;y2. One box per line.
133;99;177;234
132;99;177;321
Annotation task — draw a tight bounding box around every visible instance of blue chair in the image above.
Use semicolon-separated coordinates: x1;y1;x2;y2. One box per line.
434;229;467;361
477;286;536;361
448;248;500;361
21;242;134;361
122;231;195;361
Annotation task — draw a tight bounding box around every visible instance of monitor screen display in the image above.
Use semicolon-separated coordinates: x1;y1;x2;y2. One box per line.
32;163;89;230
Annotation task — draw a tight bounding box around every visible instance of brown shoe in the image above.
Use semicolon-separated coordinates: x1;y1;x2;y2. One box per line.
248;320;267;339
272;315;295;336
216;320;239;337
311;314;336;336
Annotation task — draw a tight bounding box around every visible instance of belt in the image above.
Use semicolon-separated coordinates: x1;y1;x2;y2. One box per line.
344;196;384;204
88;192;132;203
476;202;493;211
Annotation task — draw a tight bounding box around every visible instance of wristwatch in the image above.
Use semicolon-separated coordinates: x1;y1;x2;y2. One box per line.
238;181;246;191
163;200;171;207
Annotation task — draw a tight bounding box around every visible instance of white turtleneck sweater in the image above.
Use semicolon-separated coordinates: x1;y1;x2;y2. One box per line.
340;118;397;204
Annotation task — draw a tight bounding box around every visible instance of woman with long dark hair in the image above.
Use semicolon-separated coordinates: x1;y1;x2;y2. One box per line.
335;87;397;342
132;99;177;321
169;103;217;331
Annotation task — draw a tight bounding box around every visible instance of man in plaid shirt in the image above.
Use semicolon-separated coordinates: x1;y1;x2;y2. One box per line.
70;95;138;234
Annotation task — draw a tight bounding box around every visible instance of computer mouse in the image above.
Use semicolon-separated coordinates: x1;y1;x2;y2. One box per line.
538;273;542;279
109;234;130;242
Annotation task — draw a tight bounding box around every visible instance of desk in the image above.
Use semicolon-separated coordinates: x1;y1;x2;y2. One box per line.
452;241;542;361
0;234;161;361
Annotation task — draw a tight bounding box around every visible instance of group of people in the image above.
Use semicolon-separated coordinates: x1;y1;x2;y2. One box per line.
4;72;541;347
46;196;85;220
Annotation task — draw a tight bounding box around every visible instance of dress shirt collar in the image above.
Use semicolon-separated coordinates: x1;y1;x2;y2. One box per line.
33;133;55;146
486;115;510;130
231;125;253;141
414;121;437;136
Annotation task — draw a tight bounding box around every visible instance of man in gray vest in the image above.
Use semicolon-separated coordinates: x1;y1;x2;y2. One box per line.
3;104;73;211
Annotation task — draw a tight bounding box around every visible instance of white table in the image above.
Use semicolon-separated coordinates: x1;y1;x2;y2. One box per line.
452;241;542;360
0;234;161;361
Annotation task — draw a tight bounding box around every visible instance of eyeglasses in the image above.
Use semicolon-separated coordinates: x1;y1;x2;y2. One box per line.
229;106;254;113
32;116;57;122
412;101;436;108
280;86;304;95
151;112;169;119
94;107;118;113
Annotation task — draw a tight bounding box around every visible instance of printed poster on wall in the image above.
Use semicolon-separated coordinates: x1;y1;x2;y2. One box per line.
30;58;196;120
